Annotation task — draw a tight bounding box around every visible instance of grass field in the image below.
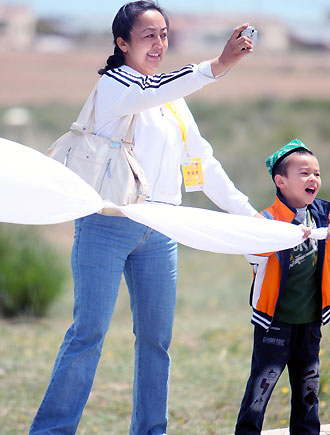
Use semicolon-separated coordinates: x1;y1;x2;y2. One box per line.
1;95;330;433
1;248;330;434
1;97;329;212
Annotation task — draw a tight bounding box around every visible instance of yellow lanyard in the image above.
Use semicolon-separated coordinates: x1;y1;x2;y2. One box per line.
165;103;204;191
165;102;187;147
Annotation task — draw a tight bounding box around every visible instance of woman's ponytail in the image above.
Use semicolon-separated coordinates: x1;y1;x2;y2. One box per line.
98;46;125;75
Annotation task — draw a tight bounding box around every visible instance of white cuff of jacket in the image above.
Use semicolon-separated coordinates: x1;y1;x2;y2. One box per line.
198;60;230;80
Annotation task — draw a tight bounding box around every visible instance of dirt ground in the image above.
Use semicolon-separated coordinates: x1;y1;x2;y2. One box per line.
1;49;330;106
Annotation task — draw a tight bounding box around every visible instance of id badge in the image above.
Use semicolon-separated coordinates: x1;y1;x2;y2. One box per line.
181;158;204;192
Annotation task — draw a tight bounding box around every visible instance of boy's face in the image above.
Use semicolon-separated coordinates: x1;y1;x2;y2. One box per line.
274;153;321;208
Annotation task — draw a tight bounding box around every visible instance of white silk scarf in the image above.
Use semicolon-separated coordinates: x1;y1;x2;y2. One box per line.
0;138;327;255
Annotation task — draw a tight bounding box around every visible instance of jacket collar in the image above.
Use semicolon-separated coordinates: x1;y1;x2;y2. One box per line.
275;190;330;226
118;64;146;77
272;190;296;223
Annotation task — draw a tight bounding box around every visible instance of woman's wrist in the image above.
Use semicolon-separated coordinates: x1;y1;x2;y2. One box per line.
210;57;231;78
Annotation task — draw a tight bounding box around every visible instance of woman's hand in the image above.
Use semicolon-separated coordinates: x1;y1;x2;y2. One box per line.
210;23;253;77
326;222;330;242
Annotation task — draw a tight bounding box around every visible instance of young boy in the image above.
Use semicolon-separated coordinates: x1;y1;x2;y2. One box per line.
235;139;330;435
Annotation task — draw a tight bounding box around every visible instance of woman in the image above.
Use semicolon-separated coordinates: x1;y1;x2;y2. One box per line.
30;1;258;434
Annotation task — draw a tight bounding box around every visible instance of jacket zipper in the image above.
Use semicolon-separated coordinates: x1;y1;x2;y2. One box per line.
151;108;167;201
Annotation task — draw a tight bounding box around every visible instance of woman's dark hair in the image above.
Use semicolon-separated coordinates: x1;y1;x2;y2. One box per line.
98;1;169;75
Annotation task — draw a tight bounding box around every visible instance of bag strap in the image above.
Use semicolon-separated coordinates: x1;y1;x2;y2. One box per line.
70;82;136;146
70;84;98;134
109;115;137;148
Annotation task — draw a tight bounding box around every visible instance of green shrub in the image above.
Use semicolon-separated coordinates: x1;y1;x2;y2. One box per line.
0;224;67;317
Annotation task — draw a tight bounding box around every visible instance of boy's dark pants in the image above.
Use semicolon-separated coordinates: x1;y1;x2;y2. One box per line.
235;320;321;435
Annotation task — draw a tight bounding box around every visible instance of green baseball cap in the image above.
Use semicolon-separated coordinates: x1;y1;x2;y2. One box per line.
266;139;311;179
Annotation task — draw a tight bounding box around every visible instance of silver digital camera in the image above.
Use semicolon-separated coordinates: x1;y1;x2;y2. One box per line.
240;26;258;47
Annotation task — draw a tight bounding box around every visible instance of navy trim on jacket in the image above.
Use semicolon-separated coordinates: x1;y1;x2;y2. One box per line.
105;65;195;90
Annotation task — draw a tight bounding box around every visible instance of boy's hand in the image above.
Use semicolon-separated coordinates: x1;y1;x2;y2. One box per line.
299;224;312;240
326;222;330;242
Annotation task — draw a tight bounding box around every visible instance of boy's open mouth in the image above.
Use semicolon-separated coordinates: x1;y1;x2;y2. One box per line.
305;187;315;194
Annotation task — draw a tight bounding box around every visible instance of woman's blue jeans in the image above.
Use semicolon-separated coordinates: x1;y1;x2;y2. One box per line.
30;213;178;435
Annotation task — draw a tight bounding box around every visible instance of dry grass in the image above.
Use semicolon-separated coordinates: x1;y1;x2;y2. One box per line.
1;49;330;106
1;45;330;434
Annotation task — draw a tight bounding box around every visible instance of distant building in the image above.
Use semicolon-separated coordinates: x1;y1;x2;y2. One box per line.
1;6;327;54
289;14;330;51
168;14;290;54
0;4;36;51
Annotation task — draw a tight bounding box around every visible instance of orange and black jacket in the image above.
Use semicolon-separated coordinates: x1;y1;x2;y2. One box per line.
246;193;330;330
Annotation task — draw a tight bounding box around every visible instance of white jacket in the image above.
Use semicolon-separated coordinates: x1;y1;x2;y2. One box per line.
94;61;256;216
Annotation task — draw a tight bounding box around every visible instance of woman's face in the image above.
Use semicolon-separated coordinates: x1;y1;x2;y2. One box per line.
117;9;168;75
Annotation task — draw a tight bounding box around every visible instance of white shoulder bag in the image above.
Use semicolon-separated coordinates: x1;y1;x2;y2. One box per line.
46;83;148;215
